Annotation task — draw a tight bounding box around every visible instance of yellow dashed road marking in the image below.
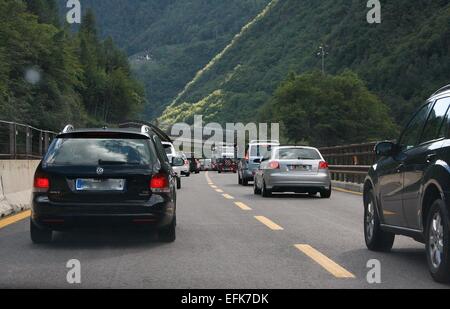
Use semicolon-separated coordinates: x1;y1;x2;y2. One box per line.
215;189;224;193
234;202;252;211
222;194;234;200
254;216;283;231
295;244;355;279
0;210;31;230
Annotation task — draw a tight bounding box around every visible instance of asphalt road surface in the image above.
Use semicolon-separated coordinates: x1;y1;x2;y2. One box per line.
0;172;448;289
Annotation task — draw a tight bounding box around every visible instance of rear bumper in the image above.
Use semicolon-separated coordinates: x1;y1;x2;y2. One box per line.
265;172;331;190
31;194;175;230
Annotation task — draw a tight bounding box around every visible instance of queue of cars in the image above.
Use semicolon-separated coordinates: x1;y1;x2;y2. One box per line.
30;126;331;246
29;85;450;283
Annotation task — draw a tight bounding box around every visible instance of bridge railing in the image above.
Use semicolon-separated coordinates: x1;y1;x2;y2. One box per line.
319;142;378;184
0;121;57;159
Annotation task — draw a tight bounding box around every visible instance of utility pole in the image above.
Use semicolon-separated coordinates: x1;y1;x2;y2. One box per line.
317;45;328;74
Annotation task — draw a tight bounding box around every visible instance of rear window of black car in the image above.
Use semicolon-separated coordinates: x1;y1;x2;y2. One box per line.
44;138;154;166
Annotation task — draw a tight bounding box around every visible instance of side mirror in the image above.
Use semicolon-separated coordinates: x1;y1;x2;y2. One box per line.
375;141;398;157
254;158;261;164
172;157;184;167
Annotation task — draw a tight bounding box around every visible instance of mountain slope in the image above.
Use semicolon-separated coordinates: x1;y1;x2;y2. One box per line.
60;0;271;119
161;0;450;126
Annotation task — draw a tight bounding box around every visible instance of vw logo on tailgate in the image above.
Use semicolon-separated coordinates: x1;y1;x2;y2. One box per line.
96;167;104;175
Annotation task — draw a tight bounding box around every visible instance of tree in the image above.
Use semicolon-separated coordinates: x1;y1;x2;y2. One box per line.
259;71;398;146
0;1;143;130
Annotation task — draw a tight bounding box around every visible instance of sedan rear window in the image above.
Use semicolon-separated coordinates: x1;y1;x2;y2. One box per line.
44;138;153;166
276;148;322;160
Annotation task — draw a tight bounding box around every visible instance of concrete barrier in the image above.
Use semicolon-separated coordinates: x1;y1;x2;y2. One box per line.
332;180;364;194
0;160;40;217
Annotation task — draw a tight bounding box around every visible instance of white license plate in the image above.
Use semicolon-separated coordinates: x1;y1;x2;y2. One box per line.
75;179;125;191
288;165;312;171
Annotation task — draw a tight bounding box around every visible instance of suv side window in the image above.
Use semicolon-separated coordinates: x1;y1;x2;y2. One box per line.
436;97;450;139
153;136;170;163
420;98;450;143
399;103;432;151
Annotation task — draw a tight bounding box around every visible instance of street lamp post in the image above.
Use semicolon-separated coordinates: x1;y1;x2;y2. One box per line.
317;45;328;74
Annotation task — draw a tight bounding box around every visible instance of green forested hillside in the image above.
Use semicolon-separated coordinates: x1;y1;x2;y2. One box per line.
0;0;144;130
259;71;398;146
68;0;271;119
161;0;450;132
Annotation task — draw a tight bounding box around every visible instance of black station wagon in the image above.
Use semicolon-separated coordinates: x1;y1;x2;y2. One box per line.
31;124;184;244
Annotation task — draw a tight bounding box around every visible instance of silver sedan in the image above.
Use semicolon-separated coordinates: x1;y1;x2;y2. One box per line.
254;146;332;198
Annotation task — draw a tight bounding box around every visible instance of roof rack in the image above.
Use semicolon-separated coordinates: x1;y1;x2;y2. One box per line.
432;85;450;97
62;124;74;133
119;121;172;143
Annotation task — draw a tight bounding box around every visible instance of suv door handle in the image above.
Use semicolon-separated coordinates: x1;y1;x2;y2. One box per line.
426;153;437;163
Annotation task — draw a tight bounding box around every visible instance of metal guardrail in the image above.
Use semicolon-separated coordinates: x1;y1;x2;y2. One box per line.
0;121;57;159
0;119;379;185
320;142;378;184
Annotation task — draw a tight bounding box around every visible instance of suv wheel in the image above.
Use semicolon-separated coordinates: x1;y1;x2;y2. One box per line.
364;189;395;252
30;219;52;244
159;216;176;243
426;199;450;283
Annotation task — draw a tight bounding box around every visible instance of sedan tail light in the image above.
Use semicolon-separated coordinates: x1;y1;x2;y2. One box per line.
34;176;50;192
268;161;280;169
150;174;170;193
319;161;329;169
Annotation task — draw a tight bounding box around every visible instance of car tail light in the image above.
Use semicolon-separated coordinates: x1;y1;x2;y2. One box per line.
34;176;50;192
184;160;189;165
268;161;280;169
319;161;329;169
150;174;170;193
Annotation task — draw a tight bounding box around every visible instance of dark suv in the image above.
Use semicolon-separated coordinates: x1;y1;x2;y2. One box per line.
364;85;450;283
30;124;184;244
